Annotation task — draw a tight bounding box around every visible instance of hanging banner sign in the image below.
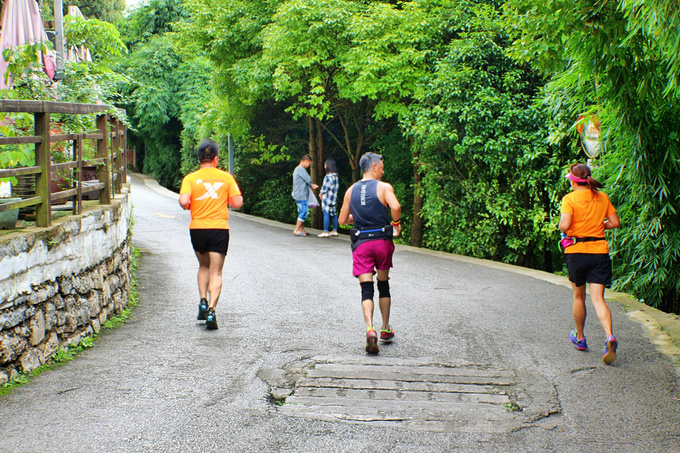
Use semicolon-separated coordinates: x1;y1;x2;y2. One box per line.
576;114;602;158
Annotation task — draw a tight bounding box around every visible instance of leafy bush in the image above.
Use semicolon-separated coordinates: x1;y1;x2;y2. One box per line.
406;3;571;271
248;177;297;224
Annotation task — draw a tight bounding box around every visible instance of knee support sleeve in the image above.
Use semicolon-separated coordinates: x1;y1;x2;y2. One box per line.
377;279;390;299
360;281;374;302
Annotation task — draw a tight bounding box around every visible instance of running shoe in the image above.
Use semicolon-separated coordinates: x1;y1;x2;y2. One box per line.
569;330;588;351
205;308;218;330
602;335;618;364
318;231;330;238
197;298;209;321
380;328;395;342
330;231;339;237
366;329;379;354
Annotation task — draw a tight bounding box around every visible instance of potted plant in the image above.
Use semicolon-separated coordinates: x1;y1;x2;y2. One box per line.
0;196;21;229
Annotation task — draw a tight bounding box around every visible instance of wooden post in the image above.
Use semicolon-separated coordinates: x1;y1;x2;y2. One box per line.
53;0;65;78
96;114;111;204
120;125;127;184
75;135;83;215
111;117;121;194
34;112;51;227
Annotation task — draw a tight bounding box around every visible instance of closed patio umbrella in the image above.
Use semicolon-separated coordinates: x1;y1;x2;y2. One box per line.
0;0;56;89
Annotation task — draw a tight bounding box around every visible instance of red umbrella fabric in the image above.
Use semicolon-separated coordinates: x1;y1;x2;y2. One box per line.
0;0;56;89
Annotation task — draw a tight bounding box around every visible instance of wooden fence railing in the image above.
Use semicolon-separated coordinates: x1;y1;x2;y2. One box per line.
0;100;128;228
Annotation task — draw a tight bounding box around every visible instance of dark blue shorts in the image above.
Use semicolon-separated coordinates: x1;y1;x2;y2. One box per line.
190;229;230;255
564;253;612;287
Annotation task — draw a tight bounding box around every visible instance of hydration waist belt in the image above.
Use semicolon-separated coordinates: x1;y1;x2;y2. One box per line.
350;225;393;242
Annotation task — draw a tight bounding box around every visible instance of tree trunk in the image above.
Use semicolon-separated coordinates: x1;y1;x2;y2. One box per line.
307;117;324;230
410;140;424;247
314;118;325;181
544;248;553;274
313;118;324;229
336;112;361;181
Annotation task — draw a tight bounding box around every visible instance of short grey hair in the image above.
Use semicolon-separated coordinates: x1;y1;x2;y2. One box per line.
359;152;382;173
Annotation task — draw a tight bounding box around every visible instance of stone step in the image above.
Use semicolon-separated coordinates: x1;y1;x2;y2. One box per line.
293;386;512;404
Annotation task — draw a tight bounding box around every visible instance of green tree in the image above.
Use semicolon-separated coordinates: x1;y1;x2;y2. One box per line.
356;0;566;268
178;0;375;227
336;0;558;255
506;0;680;312
117;35;190;188
115;0;208;189
261;0;387;199
117;0;186;49
619;0;680;96
337;0;432;245
174;0;550;250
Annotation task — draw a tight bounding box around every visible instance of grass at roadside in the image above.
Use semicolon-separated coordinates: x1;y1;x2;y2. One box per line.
0;245;141;397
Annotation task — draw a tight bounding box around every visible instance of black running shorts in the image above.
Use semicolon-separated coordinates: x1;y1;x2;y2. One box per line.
564;253;612;287
190;229;230;255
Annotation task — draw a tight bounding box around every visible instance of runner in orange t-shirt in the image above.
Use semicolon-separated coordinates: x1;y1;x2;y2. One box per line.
559;163;620;364
179;140;243;330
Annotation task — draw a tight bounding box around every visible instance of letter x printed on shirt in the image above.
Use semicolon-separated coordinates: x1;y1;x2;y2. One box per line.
195;181;223;200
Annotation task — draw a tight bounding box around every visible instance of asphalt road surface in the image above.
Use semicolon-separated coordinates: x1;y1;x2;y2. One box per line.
0;173;678;452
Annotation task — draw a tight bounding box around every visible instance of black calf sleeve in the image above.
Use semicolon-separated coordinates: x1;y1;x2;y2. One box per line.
360;281;374;302
377;279;390;298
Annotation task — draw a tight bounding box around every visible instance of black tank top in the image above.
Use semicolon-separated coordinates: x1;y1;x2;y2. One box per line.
350;179;389;230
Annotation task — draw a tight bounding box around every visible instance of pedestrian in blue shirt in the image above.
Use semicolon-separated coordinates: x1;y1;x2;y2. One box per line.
291;154;318;236
318;158;340;238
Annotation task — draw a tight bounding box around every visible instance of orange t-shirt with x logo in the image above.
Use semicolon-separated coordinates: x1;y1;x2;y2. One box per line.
180;167;241;230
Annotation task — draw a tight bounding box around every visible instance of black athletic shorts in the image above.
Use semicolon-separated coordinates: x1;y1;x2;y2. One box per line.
190;229;230;255
564;253;612;287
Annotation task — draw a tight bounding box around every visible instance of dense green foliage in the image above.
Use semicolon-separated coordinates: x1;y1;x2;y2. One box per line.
407;4;567;269
507;0;680;312
114;0;203;188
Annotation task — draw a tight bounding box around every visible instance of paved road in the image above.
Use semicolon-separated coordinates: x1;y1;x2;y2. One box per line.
0;173;679;452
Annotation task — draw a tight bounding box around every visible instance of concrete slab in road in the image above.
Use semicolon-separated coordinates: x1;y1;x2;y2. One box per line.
261;355;559;433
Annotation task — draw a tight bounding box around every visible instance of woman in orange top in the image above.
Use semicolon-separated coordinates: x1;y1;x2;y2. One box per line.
559;163;621;364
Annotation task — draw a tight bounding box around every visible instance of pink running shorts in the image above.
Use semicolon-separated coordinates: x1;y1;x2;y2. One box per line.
352;239;395;276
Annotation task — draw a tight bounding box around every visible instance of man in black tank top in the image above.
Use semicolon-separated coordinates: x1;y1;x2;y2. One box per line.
338;152;402;354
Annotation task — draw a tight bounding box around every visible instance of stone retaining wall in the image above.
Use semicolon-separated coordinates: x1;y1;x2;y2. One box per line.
0;191;132;385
